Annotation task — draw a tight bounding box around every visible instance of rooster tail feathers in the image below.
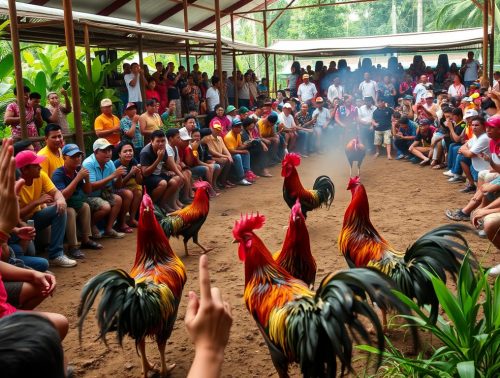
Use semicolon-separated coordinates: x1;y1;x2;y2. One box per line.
312;175;335;208
78;270;175;346
284;268;415;377
154;205;184;238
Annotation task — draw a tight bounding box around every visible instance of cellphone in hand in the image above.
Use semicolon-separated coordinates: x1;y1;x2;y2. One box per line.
27;220;35;228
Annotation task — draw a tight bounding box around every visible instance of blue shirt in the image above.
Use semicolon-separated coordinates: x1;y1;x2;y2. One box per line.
82;154;116;197
120;116;144;149
51;166;87;209
399;121;418;137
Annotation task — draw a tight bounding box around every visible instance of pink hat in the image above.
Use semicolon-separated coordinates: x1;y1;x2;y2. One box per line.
15;150;46;169
486;116;500;128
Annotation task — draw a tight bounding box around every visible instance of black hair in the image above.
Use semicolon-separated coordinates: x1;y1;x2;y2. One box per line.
165;128;179;139
267;113;278;123
211;76;220;86
151;130;166;141
214;104;224;112
148;77;157;84
191;127;201;135
398;116;409;125
179;65;185;71
13;140;34;156
13;86;30;96
188;105;198;112
183;115;196;123
44;123;61;136
0;313;65;378
242;117;255;128
115;141;134;155
200;128;212;138
392;112;401;120
470;115;485;126
452;108;463;118
442;106;453;114
130;62;139;68
145;99;156;107
29;92;42;100
482;98;496;110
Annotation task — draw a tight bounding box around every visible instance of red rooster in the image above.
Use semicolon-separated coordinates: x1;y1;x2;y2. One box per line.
78;193;187;378
282;153;335;218
233;213;415;378
345;137;366;177
339;176;470;326
154;181;215;256
273;199;316;287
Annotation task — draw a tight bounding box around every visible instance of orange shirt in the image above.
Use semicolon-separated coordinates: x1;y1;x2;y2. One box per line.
94;113;121;145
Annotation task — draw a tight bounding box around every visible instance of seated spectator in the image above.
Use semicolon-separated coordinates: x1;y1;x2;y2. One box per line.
15;151;75;268
482;98;497;119
42;89;72;134
179;115;197;137
258;112;280;164
140;130;182;212
443;107;468;177
203;124;234;189
447;74;466;101
166;128;194;206
38;123;64;178
237;106;250;122
140;99;162;144
223;119;253;185
185;128;220;193
94;98;121;146
161;100;178;131
393;116;417;159
120;102;143;157
114;142;143;229
188;106;202;129
241;118;272;177
210;104;231;137
413;92;438;123
82;139;125;240
279;103;298;154
408;119;436;165
7;225;48;272
294;102;315;155
473;198;500;276
225;105;237;125
372;98;394;159
52;144;102;259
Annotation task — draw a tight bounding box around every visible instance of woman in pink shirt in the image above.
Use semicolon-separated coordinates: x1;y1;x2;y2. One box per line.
209;104;231;137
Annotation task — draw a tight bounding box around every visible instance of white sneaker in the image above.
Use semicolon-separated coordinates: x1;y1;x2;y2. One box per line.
237;179;252;186
443;170;454;177
50;254;77;268
489;264;500;277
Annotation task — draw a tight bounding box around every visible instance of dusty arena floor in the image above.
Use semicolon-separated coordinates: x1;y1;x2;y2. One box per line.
38;149;493;377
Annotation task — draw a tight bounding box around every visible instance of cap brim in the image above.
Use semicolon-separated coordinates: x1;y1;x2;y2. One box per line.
64;150;83;156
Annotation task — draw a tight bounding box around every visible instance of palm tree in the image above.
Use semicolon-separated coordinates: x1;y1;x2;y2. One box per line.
436;0;499;30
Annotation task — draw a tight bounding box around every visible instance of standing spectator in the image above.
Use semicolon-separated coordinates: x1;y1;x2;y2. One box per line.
206;77;221;112
393;116;417;159
165;62;182;118
203;124;234;188
258;78;269;97
223;119;253;185
357;97;377;153
182;74;201;113
399;74;414;97
82;139;125;239
238;73;251;108
372;98;394;159
312;97;331;152
378;75;396;107
27;92;44;134
145;78;160;103
37;124;64;178
177;66;189;115
448;74;466;100
156;70;168;114
15;151;75;268
3;86;39;143
139;99;162;144
43;89;72;134
327;77;344;105
462;51;480;88
358;72;378;103
191;63;202;85
297;74;318;108
161;100;178;131
151;62;164;83
124;63;145;113
334;96;358;140
288;61;301;97
94;98;121;146
413;75;429;103
120;102;143;157
408;119;436;165
248;72;259;107
52;144;102;259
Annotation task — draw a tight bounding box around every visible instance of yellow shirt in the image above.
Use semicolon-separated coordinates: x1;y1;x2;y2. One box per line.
258;118;275;138
19;171;56;218
94;113;121;145
224;130;242;151
37;146;64;178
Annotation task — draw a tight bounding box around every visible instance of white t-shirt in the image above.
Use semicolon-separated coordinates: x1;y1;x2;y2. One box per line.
358;80;377;102
239;82;250;100
312;107;330;128
206;87;220;112
464;60;480;82
357;105;376;125
327;84;344;103
297;83;318;102
124;73;142;102
468;133;490;172
413;83;427;103
279;113;295;129
448;83;466;98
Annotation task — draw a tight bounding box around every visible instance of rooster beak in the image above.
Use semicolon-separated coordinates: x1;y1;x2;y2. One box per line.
231;239;237;244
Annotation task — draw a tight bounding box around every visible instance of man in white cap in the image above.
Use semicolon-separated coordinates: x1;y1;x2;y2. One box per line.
297;74;317;107
82;138;126;239
94;99;121;146
278;103;298;154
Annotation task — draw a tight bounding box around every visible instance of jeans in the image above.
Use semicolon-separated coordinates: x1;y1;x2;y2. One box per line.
231;153;251;181
33;205;67;260
190;165;208;179
394;138;413;156
447;143;462;170
452;154;470;175
9;243;49;272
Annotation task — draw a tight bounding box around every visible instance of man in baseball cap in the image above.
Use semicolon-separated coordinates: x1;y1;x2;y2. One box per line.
297;73;318;105
16;151;76;267
95;98;121;145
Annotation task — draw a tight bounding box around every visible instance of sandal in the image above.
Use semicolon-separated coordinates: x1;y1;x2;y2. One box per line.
103;229;125;239
432;163;446;170
81;240;104;250
117;226;134;234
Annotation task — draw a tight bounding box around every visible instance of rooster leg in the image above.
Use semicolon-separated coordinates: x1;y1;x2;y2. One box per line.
349;165;352;177
138;339;153;378
381;308;388;333
183;241;190;256
157;339;176;377
195;242;213;255
357;164;361;177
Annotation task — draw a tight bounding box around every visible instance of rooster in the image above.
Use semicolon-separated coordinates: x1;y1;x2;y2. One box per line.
282;153;335;218
339;176;470;326
78;193;187;378
273;199;316;287
154;181;215;256
233;213;415;378
345;137;366;177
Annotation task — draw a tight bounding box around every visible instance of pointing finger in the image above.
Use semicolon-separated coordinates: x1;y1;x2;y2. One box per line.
199;254;212;302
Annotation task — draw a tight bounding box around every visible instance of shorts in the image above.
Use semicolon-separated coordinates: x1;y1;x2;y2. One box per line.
143;174;172;193
4;282;23;307
87;196;115;212
374;130;392;146
478;170;499;183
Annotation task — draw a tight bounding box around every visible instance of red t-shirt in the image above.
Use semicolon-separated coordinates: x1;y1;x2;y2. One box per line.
0;250;16;318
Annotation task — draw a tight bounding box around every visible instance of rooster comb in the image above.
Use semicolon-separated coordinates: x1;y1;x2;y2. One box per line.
193;180;211;190
348;176;361;186
282;153;301;168
232;212;266;240
291;199;304;220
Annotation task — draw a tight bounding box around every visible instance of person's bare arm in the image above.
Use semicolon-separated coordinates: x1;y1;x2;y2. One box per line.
61;88;72;113
95;128;120;138
89;168;125;191
20;194;52;220
3;108;19;126
60;168;88;199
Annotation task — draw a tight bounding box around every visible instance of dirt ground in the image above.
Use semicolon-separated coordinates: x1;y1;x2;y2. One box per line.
37;149;493;377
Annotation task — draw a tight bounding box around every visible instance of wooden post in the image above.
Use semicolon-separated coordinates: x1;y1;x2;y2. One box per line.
489;0;495;82
273;54;278;99
62;0;84;149
183;0;191;73
231;13;238;106
482;0;489;81
7;0;27;139
83;23;92;80
136;0;146;104
215;0;224;102
263;10;270;98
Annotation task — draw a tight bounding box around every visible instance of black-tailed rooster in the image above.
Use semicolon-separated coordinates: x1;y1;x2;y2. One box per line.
338;176;470;326
273;199;316;287
233;213;415;378
155;180;215;256
78;193;187;378
345;137;366;177
281;153;335;218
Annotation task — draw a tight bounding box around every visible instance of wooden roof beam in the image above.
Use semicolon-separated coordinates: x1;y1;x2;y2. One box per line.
149;0;197;25
191;0;255;31
98;0;131;17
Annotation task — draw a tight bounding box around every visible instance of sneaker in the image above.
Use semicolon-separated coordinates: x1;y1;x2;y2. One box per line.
459;185;476;193
50;255;77;268
445;209;470;221
410;157;420;164
443;170;454;177
448;175;466;183
489;264;500;277
395;154;405;160
237;179;252;186
245;171;257;182
477;229;487;239
103;229;125;239
68;248;85;259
